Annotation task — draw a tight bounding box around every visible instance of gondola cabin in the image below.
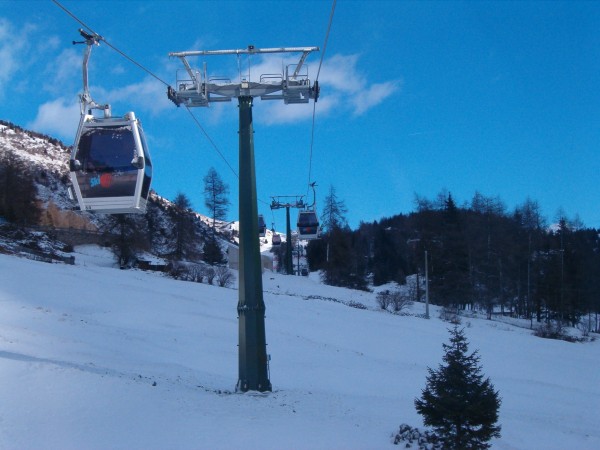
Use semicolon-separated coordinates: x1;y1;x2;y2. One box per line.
69;111;152;214
258;214;267;238
272;232;282;246
297;210;320;240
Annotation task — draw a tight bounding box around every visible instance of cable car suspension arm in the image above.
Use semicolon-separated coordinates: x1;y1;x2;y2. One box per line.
73;29;110;115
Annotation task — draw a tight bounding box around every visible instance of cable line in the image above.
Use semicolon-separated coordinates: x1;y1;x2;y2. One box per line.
51;0;98;39
52;0;308;212
101;40;171;88
315;0;337;83
307;0;337;196
52;0;171;88
185;106;277;209
184;106;239;179
185;105;277;209
52;0;239;185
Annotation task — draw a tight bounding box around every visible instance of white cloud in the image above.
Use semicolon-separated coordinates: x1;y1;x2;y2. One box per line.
42;47;81;94
28;60;179;141
0;19;65;100
318;54;402;117
98;76;173;116
317;53;365;93
240;52;400;125
27;78;177;144
256;94;340;126
161;51;400;127
350;79;402;117
28;97;81;141
82;55;185;118
111;64;126;75
0;18;30;99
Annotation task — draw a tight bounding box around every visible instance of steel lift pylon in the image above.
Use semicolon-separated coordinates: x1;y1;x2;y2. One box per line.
168;45;319;392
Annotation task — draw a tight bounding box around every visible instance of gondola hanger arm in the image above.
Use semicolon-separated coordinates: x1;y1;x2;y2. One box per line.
73;28;109;114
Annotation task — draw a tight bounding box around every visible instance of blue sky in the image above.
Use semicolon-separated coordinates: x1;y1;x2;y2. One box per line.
1;0;599;229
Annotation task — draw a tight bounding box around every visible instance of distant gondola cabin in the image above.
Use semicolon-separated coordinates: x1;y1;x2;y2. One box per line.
272;232;282;246
258;214;267;237
297;210;320;240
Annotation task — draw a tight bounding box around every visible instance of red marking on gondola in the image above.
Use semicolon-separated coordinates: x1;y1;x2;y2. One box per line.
100;173;113;188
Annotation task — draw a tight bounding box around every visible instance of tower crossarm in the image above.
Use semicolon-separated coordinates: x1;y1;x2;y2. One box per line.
270;195;306;210
169;46;318;57
168;46;320;107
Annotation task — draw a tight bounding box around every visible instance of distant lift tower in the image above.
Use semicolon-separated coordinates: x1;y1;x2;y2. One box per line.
168;45;319;392
270;196;306;275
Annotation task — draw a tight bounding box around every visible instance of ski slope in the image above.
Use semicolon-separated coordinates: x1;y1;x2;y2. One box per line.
0;246;599;449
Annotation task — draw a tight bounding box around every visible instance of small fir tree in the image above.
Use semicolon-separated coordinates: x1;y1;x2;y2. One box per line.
203;236;224;265
415;327;501;449
321;184;348;233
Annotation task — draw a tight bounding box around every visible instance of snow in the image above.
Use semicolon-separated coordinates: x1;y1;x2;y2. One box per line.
1;247;599;449
0;128;69;173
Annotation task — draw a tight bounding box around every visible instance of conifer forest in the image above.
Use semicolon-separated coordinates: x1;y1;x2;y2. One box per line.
307;191;600;332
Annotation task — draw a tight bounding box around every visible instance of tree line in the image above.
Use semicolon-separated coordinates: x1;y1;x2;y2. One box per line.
0;149;41;225
308;189;600;332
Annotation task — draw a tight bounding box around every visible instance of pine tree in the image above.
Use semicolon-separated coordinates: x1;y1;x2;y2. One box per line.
100;214;150;268
171;192;196;261
415;327;501;449
320;184;348;233
435;193;471;309
203;167;230;233
203;236;225;265
0;151;41;225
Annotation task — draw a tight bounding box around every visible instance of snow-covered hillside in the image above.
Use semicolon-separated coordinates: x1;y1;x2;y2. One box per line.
0;248;599;449
0;122;73;210
0;121;235;258
0;123;69;173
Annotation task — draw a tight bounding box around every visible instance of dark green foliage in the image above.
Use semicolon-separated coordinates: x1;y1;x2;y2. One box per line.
308;188;600;328
415;327;501;449
0;151;41;225
307;186;368;289
171;192;198;261
320;184;348;233
434;193;471;309
203;235;225;265
321;226;352;286
305;238;327;272
100;214;151;268
202;168;229;266
393;424;442;448
371;225;407;286
321;226;368;290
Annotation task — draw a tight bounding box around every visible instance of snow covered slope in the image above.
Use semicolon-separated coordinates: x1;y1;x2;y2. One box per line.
0;248;599;449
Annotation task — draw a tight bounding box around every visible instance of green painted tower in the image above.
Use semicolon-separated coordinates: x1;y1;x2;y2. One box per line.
168;45;319;392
